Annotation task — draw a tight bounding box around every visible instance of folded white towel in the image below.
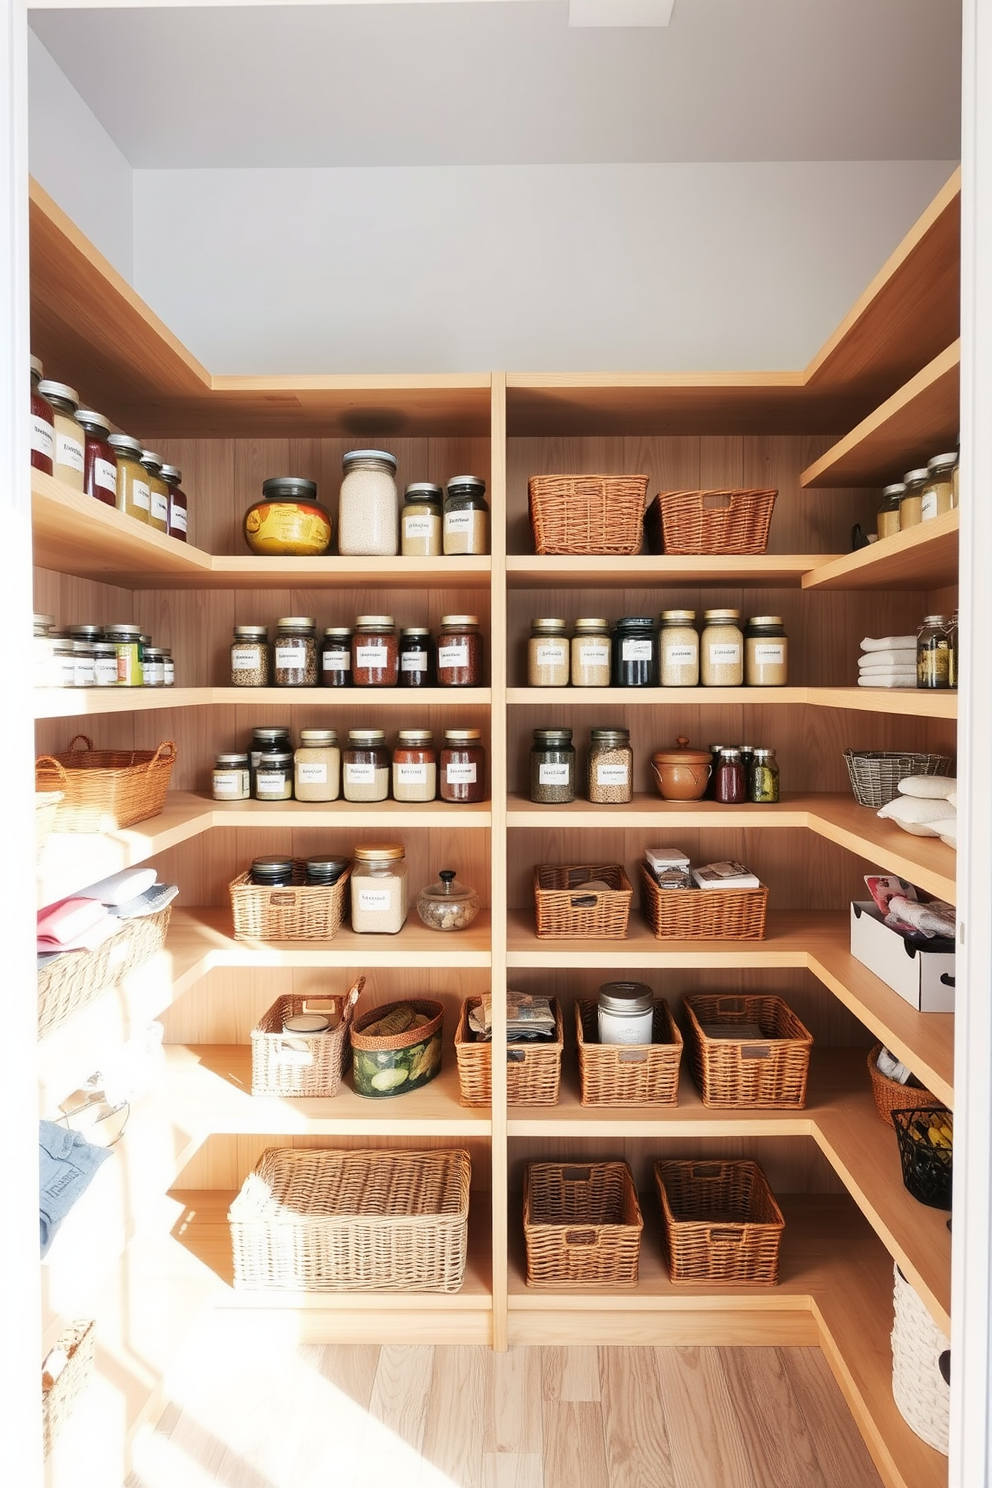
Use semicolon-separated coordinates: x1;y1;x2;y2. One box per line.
858;650;917;669
857;673;918;687
860;635;917;652
78;866;158;906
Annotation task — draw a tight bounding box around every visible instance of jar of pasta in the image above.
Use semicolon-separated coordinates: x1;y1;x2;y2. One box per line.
570;618;612;687
658;610;699;687
700;610;743;687
401;483;443;556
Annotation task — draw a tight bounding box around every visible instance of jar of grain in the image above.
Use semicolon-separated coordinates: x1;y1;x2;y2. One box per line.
440;728;486;803
321;626;352;687
230;625;270;687
700;609;743;687
161;464;189;541
401;483;443;556
274;616;317;686
917;615;950;689
658;610;699;687
530;728;575;803
588;728;633;804
570;618;612;687
294;728;341;801
353;615;399;686
254;749;294;801
922;454;957;521
343;729;390;801
900;468;928;529
613;616;656;687
76;410;117;507
744;616;788;686
399;627;435;687
876;483;904;540
37;380;85;491
528;618;570;686
108;433;150;523
444;475;489;555
338;449;398;556
351;843;408;934
140;450;171;533
437;615;483;686
213;753;250;801
30;357;55;476
392;729;437;802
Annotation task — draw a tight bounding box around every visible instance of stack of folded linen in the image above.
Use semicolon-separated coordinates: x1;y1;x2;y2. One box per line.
857;634;917;688
37;868;179;963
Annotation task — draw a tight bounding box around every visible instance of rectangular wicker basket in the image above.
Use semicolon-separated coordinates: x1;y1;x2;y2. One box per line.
455;997;563;1107
250;992;357;1098
35;789;63;866
229;862;351;941
640;866;768;941
528;473;648;555
575;999;683;1106
229;1146;472;1293
682;993;812;1108
645;487;777;555
42;1318;96;1457
654;1159;785;1286
534;863;632;939
35;735;176;832
37;906;172;1040
524;1160;643;1287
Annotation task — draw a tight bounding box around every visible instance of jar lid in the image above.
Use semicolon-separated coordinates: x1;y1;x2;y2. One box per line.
922;615;948;625
305;854;349;879
530;617;567;631
283;1013;330;1034
92;642;115;653
928;453;958;472
746;615;784;627
258;750;293;765
52;638;73;651
103;623;142;637
598;981;654;1014
651;737;711;765
343;449;397;470
719;747;742;758
107;433;144;459
753;748;776;759
616;615;654;628
30;354;44;378
355;614;395;628
348;728;386;742
440;614;479;627
904;468;929;485
140;449;164;472
400;627;431;638
354;843;405;860
34;613;55;628
534;728;573;742
261;476;318;500
573;617;610;630
68;624;102;639
216;753;249;765
251;854;294;872
140;633;152;644
76;410;112;436
397;729;434;742
37;379;79;407
160;464;182;483
659;609;696;623
276;616;316;630
444;728;482;741
404;482;442;501
702;609;740;622
323;626;352;638
590;727;629;742
446;475;486;495
418;870;477;905
882;483;906;499
252;725;291;739
234;624;268;639
72;640;94;653
299;729;338;746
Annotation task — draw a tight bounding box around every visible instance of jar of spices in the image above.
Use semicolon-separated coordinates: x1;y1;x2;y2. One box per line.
338;449;398;556
917;615;950;689
76;410;117;507
140;450;171;533
91;639;119;686
946;610;958;690
251;855;295;887
399;627;435;687
108;433;151;523
249;726;291;780
37;380;85;491
294;729;341;802
440;728;486;803
350;843;408;934
528;619;570;687
392;729;437;802
597;982;654;1045
750;747;780;803
142;647;167;686
900;468;928;530
254;749;294;801
443;475;489;556
352;615;399;686
52;636;76;688
570;618;612;687
230;625;270;687
161;465;189;541
530;728;575;804
658;610;699;687
401;483;443;557
320;626;352;687
273;616;317;687
437;615;483;686
613;616;656;687
343;729;390;802
71;640;96;687
103;623;143;686
876;483;904;540
30;357;55;476
588;728;633;804
700;610;743;687
744;616;789;686
161;648;175;687
213;753;250;801
922;454;957;522
713;747;746;804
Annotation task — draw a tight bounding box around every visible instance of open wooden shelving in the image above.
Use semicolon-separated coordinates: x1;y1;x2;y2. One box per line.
802;508;959;592
507;685;957;718
506;553;838;588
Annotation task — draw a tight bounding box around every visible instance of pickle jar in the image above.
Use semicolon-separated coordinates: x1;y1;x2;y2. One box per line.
352;616;399;686
440;728;486;803
321;626;353;687
443;475;489;556
273;616;317;687
399;627;435;687
230;625;270;687
140;449;171;533
437;615;483;686
38;380;85;490
77;410;117;507
749;747;780;804
917;615;950;690
700;609;743;687
213;752;250;801
401;483;443;556
588;728;633;804
922;454;957;522
570;618;612;687
530;728;575;804
294;729;341;802
528;619;569;687
744;616;788;686
160;464;189;541
392;729;437;802
108;433;151;523
900;468;928;529
343;729;390;802
254;749;294;801
30;356;55;475
658;610;699;687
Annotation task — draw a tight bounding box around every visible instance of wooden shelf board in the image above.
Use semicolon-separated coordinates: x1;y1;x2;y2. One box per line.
505;554;836;588
208;794;492;827
208;553;492;590
803;509;959;591
803;793;956;902
33;685;210;720
806;685;958;719
506;685;810;707
38;791;214;906
507;792;812;829
506;907;831;968
210;685;492;707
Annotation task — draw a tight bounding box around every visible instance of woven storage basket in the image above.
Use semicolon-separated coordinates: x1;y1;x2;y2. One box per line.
42;1318;96;1457
892;1264;950;1455
229;1146;471;1293
646;487;777;555
350;999;444;1097
528;473;648;556
683;993;812;1108
229;862;351;941
640;866;768;941
534;863;632;939
843;749;952;808
655;1159;785;1285
523;1161;643;1287
455;997;563;1107
251;988;359;1098
35;735;176;832
892;1106;953;1209
37;906;172;1040
35;790;63;865
867;1042;942;1127
575;999;683;1106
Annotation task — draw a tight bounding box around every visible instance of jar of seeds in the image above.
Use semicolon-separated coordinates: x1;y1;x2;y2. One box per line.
658;610;699;687
273;616;317;686
700;610;743;687
321;626;352;687
528;618;570;686
530;728;575;803
588;728;633;804
570;618;612;687
230;625;270;687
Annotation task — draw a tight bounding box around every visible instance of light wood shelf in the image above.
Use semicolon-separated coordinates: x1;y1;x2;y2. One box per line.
33;685;209;720
802;509;959;592
507;907;830;968
210;685;492;707
38;792;214;907
506;554;838;588
508;685;957;717
804;684;957;719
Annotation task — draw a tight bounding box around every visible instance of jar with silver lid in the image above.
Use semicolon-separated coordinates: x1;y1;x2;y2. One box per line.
294;729;341;802
254;749;294;801
34;614;57;687
76;410;117;507
392;729;437;802
401;483;443;556
658;610;699;687
37;380;85;490
597;981;655;1045
71;640;96;687
876;483;904;541
230;625;270;687
343;729;390;802
922;454;957;522
338;449;398;556
143;647;167;686
900;468;928;529
107;433;150;523
161;648;175;686
744;616;788;686
700;609;743;687
103;622;143;686
321;626;352;687
570;618;612;687
274;616;317;687
52;636;76;688
399;626;435;687
249;726;291;780
160;464;189;541
353;615;399;686
213;752;250;801
140;449;171;533
528;618;569;687
530;728;575;803
92;640;118;687
588;727;633;804
444;476;489;555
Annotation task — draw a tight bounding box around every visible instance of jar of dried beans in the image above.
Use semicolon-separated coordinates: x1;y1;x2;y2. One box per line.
230;625;270;687
440;728;485;803
588;728;633;804
274;616;317;686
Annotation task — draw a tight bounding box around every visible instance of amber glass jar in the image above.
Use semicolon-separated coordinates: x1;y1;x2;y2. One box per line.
440;728;486;802
141;450;171;533
392;729;437;801
108;433;150;523
38;380;85;490
160;464;189;540
353;615;399;686
437;615;483;686
30;356;54;475
76;411;118;507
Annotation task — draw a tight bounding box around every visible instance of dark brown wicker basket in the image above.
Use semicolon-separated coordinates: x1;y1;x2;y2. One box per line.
528;473;648;555
455;997;563;1107
655;1159;785;1285
523;1161;643;1287
682;993;812;1108
641;866;767;941
534;863;632;939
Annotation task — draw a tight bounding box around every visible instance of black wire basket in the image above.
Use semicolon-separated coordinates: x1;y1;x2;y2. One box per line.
892;1107;953;1209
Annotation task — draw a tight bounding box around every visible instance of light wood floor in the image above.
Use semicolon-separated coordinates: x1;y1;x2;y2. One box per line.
127;1319;884;1488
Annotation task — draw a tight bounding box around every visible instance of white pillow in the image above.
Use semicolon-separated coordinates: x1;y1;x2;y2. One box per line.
878;795;956;836
897;774;956;800
938;817;959;848
946;791;958;810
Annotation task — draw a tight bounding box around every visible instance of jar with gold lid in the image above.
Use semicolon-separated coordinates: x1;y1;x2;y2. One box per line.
528;618;569;686
570;618;612;687
658;610;699;687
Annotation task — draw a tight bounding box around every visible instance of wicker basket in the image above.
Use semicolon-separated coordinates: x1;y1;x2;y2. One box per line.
646;487;777;556
528;473;648;556
523;1161;643;1288
892;1107;952;1209
655;1159;785;1286
42;1319;96;1456
229;1146;471;1293
640;866;768;941
843;749;952;809
575;999;683;1106
350;999;444;1098
534;863;632;939
867;1042;942;1127
229;862;351;941
251;986;360;1098
455;997;563;1107
682;993;812;1108
35;735;177;832
37;906;172;1041
892;1264;950;1455
35;790;63;865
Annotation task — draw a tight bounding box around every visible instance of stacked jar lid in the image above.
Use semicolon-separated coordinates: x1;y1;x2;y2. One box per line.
229;614;485;688
33;614;175;688
526;612;788;688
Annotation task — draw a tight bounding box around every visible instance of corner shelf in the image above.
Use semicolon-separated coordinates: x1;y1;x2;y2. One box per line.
505;554;838;589
507;685;956;718
802;509;959;592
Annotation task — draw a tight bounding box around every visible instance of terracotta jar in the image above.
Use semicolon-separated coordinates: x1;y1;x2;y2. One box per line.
650;737;712;801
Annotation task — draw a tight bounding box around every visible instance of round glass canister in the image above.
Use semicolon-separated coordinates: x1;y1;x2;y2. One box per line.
353;615;399;686
443;475;489;555
103;623;143;686
530;728;575;803
437;615;483;686
30;357;55;475
160;464;189;541
254;749;294;801
76;410;117;507
570;618;612;687
658;610;699;687
38;380;85;491
401;483;443;556
876;483;904;541
900;468;928;530
338;449;398;556
230;625;270;687
744;616;789;686
922;454;957;522
213;753;250;802
416;870;480;932
917;615;950;690
700;609;743;687
613;616;656;687
294;728;341;801
273;616;317;687
399;626;435;687
140;449;171;533
343;729;391;802
528;619;570;687
440;728;486;803
588;727;633;804
350;843;409;934
392;729;437;802
249;726;291;779
108;433;150;523
597;982;654;1045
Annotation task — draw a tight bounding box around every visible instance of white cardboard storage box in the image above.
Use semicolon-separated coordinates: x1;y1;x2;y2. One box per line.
850;902;956;1012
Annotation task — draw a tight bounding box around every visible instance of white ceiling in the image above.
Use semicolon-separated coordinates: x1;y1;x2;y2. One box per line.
29;0;961;169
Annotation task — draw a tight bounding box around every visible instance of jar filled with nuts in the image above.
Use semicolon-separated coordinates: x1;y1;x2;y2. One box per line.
416;870;481;932
588;728;633;804
230;625;270;687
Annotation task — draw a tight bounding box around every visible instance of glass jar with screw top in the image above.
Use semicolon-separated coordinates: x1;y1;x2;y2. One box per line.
38;380;85;490
571;618;612;687
749;748;780;803
161;648;175;686
254;750;293;801
530;728;575;804
876;483;905;540
613;616;656;687
230;625;270;687
744;616;788;686
107;433;150;522
51;636;75;688
401;483;443;556
528;619;569;686
922;454;957;522
320;626;352;687
30;357;55;475
437;615;483;686
91;640;118;687
140;450;171;533
588;728;633;804
343;729;390;802
351;844;408;934
142;647;167;687
443;475;489;555
249;726;291;783
338;449;398;556
658;610;699;687
946;610;958;690
399;627;435;687
440;728;485;803
294;729;341;802
213;753;250;801
250;855;295;887
598;981;654;1045
71;640;96;687
701;610;743;687
274;616;317;687
352;615;399;686
160;465;189;541
392;730;437;802
104;623;143;686
77;410;117;507
900;468;928;529
713;747;746;803
917;615;950;689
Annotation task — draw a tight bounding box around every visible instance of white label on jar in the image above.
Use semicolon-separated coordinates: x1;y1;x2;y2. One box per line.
151;489;169;524
231;647;260;671
297;762;328;784
58;656;77;685
446;762;478;784
753;643;785;665
397;763;429;783
144;661;164;685
355;644;386;668
598;1008;654;1045
94;456;116;495
665;644;697;664
323;651;350;671
404;514;435;539
94;656;118;686
578;642;611;667
622;638;652;661
709;643;741;664
597;763;629;786
164;659;174;684
275;643;304;668
438;642;469;669
921;491;938;520
536;642;567;665
444;509;473;533
213;771;244;797
32;415;54;459
170;501;187;533
131;477;150;511
401;651;427;672
55;431;84;474
358;888;391;912
345;762;376;784
539;763;570;785
256;772;287;795
74;659;96;686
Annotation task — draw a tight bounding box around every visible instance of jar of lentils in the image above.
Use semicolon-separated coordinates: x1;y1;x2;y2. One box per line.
658;610;699;687
338;449;398;556
613;617;656;687
401;483;443;556
343;729;390;801
440;728;486;803
530;728;575;803
437;615;483;686
528;618;570;686
570;618;612;687
321;626;352;687
700;610;743;687
353;615;399;686
230;625;270;687
392;729;437;802
588;728;633;804
273;616;317;686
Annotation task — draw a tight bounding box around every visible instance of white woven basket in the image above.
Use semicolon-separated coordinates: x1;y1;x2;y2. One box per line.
891;1263;950;1455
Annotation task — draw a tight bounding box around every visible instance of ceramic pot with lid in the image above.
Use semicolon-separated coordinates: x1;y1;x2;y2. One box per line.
650;736;712;800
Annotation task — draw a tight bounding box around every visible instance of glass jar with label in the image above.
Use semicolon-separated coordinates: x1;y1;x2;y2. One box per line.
598;982;654;1045
437;615;483;686
343;729;390;802
37;380;85;491
946;609;958;690
52;636;76;688
399;627;435;687
613;616;656;687
401;483;443;556
142;647;167;687
30;357;55;476
570;618;612;687
230;625;270;687
700;609;743;686
876;483;904;540
392;729;437;801
900;468;928;529
249;726;291;782
744;616;789;686
440;728;485;803
294;729;341;802
71;640;96;687
254;749;294;801
658;610;699;687
160;464;189;541
76;410;117;506
213;752;250;801
352;616;399;686
103;623;143;686
274;616;317;687
108;433;150;523
713;747;747;803
917;615;950;689
92;640;119;687
750;747;780;803
528;618;570;686
320;626;352;687
530;728;575;804
351;843;408;934
444;475;489;556
922;454;957;522
161;648;175;686
588;728;633;804
338;449;399;556
140;450;171;533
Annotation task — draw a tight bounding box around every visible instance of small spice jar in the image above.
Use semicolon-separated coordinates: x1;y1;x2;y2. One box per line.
658;610;699;687
254;749;294;801
530;728;575;804
250;855;295;886
401;483;443;556
570;618;612;687
249;726;291;780
142;647;167;686
338;449;399;556
713;747;746;804
343;729;390;802
305;855;349;887
900;468;928;529
161;464;189;541
71;639;96;687
917;615;950;689
597;982;654;1045
440;728;486;803
294;728;341;802
103;623;143;686
443;475;489;556
528;618;570;687
108;433;151;523
321;626;352;686
76;410;117;507
30;357;55;475
230;625;270;687
437;614;483;686
744;616;789;686
140;449;171;533
213;752;250;801
922;454;957;522
38;380;85;490
588;727;633;804
353;615;399;686
399;627;435;687
92;639;118;688
162;648;175;687
876;483;904;540
700;609;743;687
51;635;76;688
613;616;656;687
274;616;317;687
749;747;780;803
350;843;408;934
33;614;58;687
392;729;437;802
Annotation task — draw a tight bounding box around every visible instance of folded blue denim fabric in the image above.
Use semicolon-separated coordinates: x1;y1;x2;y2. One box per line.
39;1120;113;1257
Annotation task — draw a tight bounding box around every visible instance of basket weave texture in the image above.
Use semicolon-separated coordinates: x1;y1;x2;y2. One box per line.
641;866;767;941
528;473;647;555
891;1264;950;1455
646;487;777;555
843;749;952;808
524;1161;643;1287
229;1147;471;1293
251;995;355;1098
35;734;176;832
35;790;63;865
534;863;632;939
229;862;351;941
892;1106;953;1209
575;999;683;1106
683;993;812;1108
655;1159;784;1286
866;1042;941;1127
43;1319;95;1456
455;997;563;1107
38;907;172;1040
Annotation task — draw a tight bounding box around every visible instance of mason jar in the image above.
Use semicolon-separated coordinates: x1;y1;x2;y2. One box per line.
401;483;443;556
321;626;352;687
570;618;612;687
658;610;699;687
273;616;317;687
343;729;390;801
230;625;270;687
530;728;575;804
528;619;570;687
613;616;656;687
443;475;489;555
338;449;398;556
700;609;743;687
213;753;250;801
588;728;633;804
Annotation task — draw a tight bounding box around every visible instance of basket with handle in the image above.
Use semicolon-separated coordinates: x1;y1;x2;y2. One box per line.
523;1160;643;1287
251;979;363;1098
35;734;177;831
654;1158;784;1285
528;473;647;555
843;749;952;808
229;861;351;941
37;905;172;1040
575;998;683;1106
646;487;777;555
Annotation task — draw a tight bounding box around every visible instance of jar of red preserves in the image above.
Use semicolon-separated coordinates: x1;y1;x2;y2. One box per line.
352;615;399;686
30;356;54;475
77;410;118;507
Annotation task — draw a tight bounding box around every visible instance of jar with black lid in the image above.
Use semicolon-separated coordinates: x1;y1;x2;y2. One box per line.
530;728;575;803
76;410;117;507
143;647;167;687
38;380;85;490
249;726;291;780
30;356;54;475
254;749;294;800
401;483;443;557
160;464;189;541
140;449;171;533
399;627;435;686
250;855;294;886
352;615;399;686
274;616;317;687
230;625;270;686
440;728;486;803
443;475;489;556
321;626;352;686
437;614;483;686
305;855;349;886
108;433;150;523
613;616;656;687
744;616;788;686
